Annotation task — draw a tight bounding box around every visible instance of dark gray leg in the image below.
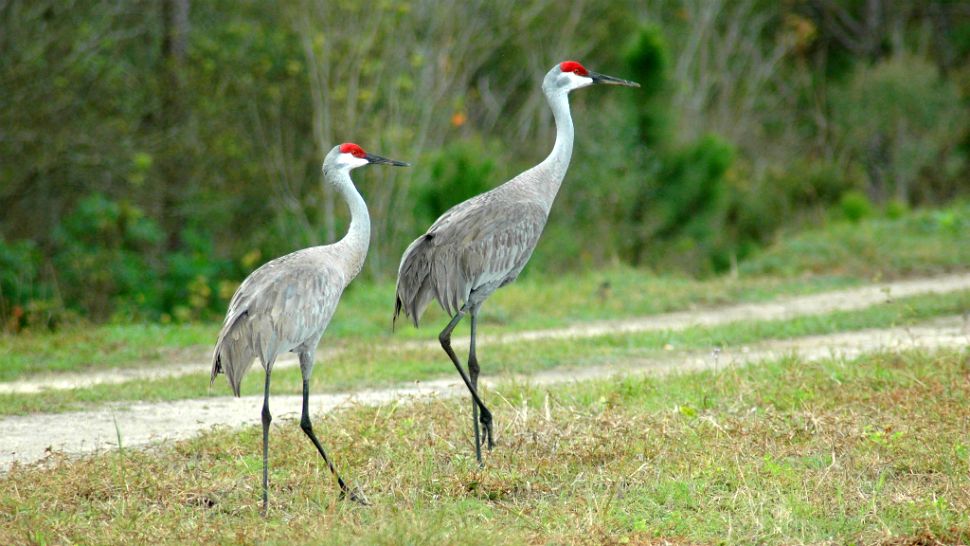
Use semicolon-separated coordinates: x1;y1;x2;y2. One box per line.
439;310;492;464
261;367;272;516
469;309;481;454
468;305;492;452
298;353;366;505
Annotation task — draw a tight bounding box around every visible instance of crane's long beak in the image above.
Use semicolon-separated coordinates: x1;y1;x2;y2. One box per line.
590;71;640;88
365;153;410;167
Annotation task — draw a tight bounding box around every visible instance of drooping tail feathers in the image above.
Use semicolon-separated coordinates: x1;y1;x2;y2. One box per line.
210;311;258;397
393;233;436;329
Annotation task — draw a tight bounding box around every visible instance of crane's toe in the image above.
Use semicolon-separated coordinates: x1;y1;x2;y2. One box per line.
478;409;495;451
339;487;371;506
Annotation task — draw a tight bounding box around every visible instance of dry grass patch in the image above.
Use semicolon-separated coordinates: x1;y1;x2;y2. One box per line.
2;350;969;544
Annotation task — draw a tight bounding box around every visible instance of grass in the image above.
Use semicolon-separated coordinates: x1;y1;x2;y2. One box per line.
741;201;970;278
0;268;861;381
3;201;967;383
2;348;968;544
1;289;966;416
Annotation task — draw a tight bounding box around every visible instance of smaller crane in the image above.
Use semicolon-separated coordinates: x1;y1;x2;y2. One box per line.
212;143;408;513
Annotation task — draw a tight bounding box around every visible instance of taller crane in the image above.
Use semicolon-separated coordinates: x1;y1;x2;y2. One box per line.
394;60;639;463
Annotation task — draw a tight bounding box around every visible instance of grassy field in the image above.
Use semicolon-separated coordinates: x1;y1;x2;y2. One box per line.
3;201;968;384
1;203;969;544
0;270;859;382
1;289;967;416
2;348;968;544
740;201;970;278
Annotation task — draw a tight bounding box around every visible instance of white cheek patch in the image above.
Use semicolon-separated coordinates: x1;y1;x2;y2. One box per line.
339;153;369;169
562;71;593;90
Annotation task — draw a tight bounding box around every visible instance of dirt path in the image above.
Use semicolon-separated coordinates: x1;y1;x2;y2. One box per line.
2;316;967;471
3;273;970;395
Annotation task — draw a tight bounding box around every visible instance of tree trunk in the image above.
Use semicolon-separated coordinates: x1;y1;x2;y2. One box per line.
159;0;190;250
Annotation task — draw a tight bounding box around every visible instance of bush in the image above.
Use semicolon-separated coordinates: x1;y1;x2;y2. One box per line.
830;54;969;204
839;190;873;223
412;137;506;227
624;24;673;149
627;134;735;273
161;226;237;322
0;238;66;331
725;159;863;252
52;194;164;321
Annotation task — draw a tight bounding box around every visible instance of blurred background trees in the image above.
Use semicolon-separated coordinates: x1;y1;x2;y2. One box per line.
1;0;969;329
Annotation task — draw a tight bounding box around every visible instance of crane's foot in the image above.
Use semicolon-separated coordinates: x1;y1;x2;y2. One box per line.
477;408;494;462
339;487;371;506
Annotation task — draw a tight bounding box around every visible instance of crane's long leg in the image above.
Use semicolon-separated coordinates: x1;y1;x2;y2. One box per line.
297;352;367;505
260;365;273;516
468;305;493;452
469;308;480;454
439;310;492;464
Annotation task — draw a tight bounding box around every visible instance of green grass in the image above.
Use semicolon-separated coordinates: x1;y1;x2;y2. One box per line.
0;268;861;381
742;201;970;278
1;289;966;416
3;201;967;383
3;348;968;544
0;322;215;382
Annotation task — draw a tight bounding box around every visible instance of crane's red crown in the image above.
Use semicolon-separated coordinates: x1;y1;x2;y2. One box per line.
559;60;589;77
339;143;366;158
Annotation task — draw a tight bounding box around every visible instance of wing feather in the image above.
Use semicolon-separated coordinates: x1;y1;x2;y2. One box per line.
212;253;345;395
394;198;547;325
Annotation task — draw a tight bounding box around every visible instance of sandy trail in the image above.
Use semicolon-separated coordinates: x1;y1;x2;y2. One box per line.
3;273;970;395
2;315;967;471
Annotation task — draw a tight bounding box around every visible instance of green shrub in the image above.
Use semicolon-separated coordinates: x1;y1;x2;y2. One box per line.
624;24;673;149
627;134;735;273
161;226;237;322
839;190;873;223
52;194;164;321
885;199;909;219
830;54;969;204
413;137;505;227
0;238;66;331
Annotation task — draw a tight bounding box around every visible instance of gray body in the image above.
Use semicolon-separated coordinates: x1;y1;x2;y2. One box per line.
210;241;363;395
211;149;370;394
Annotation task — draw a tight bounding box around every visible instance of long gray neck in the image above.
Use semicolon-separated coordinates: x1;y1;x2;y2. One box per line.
327;167;370;283
527;89;574;211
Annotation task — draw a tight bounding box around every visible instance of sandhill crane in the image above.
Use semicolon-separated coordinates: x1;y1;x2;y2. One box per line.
394;60;639;463
212;143;408;512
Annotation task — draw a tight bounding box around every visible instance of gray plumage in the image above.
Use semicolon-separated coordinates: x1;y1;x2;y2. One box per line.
394;197;548;323
211;248;352;395
211;152;370;395
211;143;407;512
392;61;639;463
394;65;578;327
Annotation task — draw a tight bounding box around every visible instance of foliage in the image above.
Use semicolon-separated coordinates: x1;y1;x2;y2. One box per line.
412;138;505;228
628;134;735;273
624;23;672;149
741;200;970;278
0;238;53;331
838;190;873;223
52;194;164;321
830;54;969;204
1;0;969;326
